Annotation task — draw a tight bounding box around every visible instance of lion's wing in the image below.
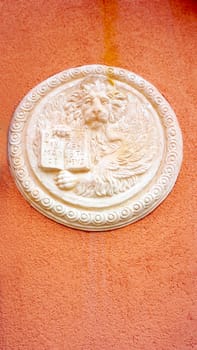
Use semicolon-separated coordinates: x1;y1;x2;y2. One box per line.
102;116;158;179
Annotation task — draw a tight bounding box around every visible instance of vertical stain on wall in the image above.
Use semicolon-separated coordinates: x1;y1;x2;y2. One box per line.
101;0;119;66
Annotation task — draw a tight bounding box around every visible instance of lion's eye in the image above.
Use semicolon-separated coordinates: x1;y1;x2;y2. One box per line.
101;98;109;105
84;98;92;105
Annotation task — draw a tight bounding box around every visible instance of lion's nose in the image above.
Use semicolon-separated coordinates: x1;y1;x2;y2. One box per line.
92;97;103;114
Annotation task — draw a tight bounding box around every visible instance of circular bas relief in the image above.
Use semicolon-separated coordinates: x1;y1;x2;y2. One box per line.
8;65;183;231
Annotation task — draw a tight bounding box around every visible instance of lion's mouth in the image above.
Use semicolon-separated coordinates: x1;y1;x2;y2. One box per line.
85;113;108;127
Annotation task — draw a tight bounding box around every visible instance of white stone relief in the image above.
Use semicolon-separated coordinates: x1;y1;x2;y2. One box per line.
8;65;183;231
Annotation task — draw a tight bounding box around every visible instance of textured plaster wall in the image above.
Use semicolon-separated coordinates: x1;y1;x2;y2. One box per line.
0;0;196;349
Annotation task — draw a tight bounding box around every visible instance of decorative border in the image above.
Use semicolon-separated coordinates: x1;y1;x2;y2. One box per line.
8;65;183;231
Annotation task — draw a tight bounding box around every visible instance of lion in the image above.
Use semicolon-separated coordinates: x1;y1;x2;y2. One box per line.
53;75;156;197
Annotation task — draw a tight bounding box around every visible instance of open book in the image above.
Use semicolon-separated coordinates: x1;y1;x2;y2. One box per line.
39;128;91;172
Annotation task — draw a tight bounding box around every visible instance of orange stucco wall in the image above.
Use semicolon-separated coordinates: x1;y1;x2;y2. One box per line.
0;1;196;349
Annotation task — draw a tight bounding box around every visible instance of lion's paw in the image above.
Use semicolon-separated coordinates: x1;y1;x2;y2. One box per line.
55;170;78;190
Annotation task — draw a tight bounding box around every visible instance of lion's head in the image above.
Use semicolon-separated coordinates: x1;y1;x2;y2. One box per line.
64;75;128;129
